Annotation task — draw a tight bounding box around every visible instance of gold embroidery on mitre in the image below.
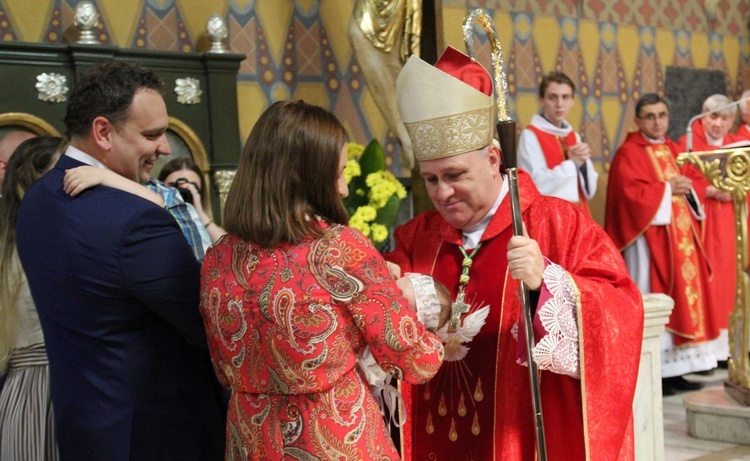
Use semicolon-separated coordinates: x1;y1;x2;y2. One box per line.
423;383;431;401
405;108;492;161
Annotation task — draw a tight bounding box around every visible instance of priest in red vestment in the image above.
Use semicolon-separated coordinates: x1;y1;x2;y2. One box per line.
517;72;598;216
386;46;643;461
735;90;750;141
677;94;739;363
606;93;716;395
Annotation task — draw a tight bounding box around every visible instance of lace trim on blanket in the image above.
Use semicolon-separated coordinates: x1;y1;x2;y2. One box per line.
516;263;580;378
407;273;441;331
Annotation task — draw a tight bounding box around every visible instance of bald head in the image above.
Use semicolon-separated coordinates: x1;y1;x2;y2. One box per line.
0;130;37;187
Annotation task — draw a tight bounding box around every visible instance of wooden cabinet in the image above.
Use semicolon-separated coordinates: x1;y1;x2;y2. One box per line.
0;41;244;220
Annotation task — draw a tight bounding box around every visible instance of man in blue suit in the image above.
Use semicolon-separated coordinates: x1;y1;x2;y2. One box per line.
16;61;225;460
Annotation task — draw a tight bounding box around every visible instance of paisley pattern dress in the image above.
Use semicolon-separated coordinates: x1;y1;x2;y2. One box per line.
200;224;444;460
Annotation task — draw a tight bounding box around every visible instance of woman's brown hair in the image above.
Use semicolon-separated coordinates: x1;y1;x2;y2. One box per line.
224;100;348;246
0;136;65;372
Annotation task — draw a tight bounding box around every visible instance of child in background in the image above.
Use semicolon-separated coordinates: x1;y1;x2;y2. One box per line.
63;165;212;261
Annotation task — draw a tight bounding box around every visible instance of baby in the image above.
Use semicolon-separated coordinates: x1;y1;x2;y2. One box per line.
359;273;451;426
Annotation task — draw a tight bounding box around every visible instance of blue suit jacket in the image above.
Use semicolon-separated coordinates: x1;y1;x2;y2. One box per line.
16;155;225;461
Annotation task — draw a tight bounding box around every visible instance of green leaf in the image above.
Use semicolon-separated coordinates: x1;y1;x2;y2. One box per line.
375;194;401;229
342;175;368;212
359;139;386;176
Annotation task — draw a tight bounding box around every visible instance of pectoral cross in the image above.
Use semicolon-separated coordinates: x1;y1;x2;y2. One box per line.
449;290;471;333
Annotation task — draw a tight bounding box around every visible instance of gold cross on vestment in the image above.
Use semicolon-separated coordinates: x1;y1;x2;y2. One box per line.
449;290;471;333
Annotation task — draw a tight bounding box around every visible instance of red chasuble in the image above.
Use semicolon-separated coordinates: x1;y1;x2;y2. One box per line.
605;131;715;345
678;122;741;332
527;125;590;216
386;171;643;461
737;124;750;141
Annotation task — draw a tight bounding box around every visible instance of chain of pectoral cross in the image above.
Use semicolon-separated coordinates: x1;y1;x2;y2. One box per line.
449;243;483;333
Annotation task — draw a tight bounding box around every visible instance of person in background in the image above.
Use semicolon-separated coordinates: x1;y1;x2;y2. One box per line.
735;89;750;141
159;157;225;242
678;94;740;368
15;61;225;461
605;93;714;396
387;46;643;461
517;71;598;216
199;100;444;460
0;130;37;194
0;136;65;461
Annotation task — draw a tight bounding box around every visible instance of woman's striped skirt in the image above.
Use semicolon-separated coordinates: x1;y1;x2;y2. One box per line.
0;344;58;461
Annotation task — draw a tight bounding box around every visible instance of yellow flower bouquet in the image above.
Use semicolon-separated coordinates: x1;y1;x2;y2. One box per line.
343;140;407;249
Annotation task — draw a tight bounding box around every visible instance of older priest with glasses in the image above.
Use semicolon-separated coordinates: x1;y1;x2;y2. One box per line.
384;46;644;461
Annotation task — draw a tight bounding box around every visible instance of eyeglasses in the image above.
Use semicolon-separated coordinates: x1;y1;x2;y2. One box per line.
637;112;669;122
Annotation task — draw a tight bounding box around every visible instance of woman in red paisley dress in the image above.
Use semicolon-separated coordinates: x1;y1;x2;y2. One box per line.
199;100;445;460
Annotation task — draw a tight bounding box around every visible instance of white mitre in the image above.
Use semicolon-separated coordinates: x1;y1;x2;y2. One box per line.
396;46;495;162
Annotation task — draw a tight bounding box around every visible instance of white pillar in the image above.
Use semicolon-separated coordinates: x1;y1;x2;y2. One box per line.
633;293;674;461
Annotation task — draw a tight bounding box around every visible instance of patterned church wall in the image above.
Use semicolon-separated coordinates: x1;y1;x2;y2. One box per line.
445;0;750;222
0;0;399;168
1;0;748;222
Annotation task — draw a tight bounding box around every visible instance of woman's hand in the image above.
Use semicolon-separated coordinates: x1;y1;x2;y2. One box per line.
385;261;402;280
178;182;205;213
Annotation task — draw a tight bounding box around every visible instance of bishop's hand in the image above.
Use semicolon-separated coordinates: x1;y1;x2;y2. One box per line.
507;223;544;290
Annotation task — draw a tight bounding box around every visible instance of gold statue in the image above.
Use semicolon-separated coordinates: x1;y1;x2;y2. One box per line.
348;0;423;169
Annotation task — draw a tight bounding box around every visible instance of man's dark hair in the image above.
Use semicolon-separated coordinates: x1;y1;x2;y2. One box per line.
538;71;575;98
63;61;165;138
635;93;670;118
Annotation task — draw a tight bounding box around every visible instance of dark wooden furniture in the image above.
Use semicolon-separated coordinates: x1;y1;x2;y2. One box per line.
0;41;244;221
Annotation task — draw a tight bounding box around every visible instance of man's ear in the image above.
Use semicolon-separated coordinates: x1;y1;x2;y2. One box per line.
487;143;502;174
91;116;113;151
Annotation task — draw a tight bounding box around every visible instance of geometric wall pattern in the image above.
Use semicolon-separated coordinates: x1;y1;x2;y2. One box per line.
1;0;749;221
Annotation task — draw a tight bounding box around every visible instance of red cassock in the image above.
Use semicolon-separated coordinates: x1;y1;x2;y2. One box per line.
385;171;643;461
200;225;444;460
678;122;741;332
605;131;715;345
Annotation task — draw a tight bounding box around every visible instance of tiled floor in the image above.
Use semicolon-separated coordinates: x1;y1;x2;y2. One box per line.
663;369;750;460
